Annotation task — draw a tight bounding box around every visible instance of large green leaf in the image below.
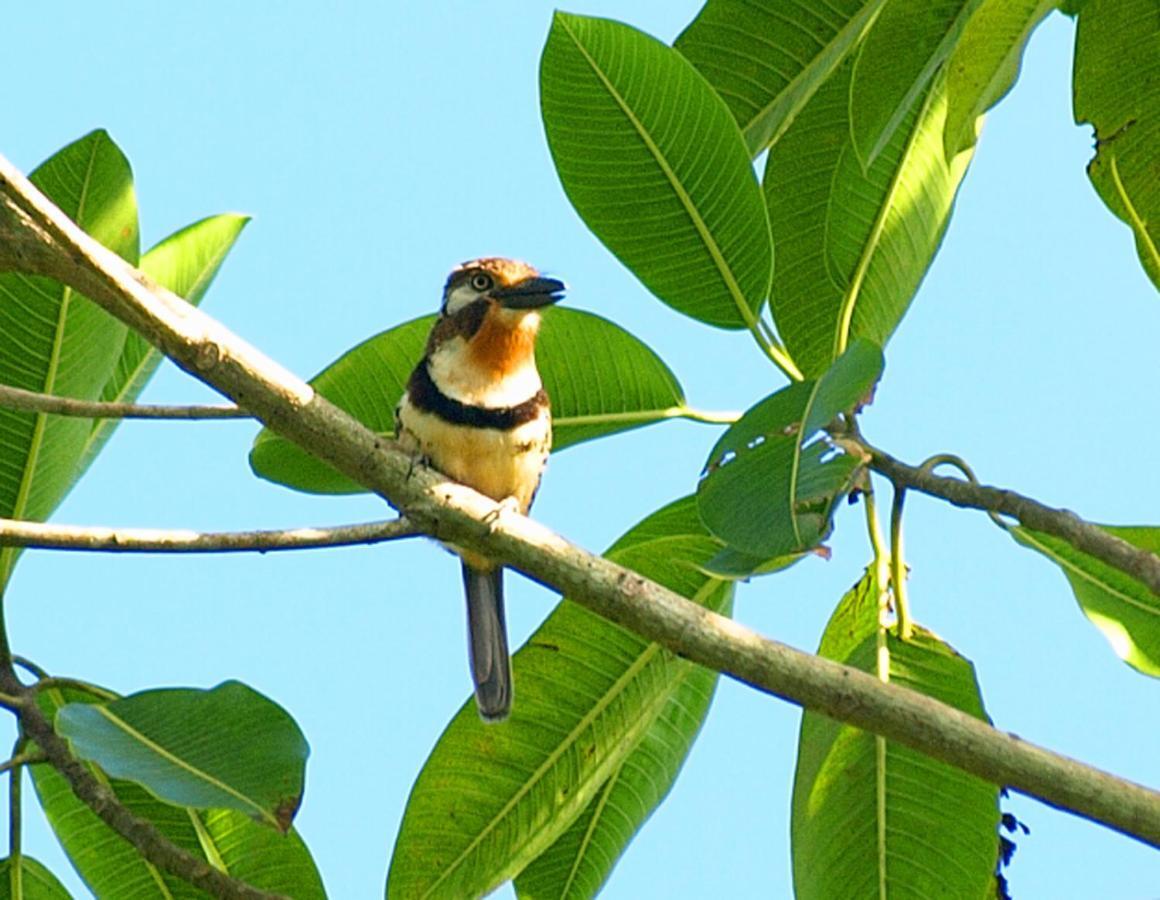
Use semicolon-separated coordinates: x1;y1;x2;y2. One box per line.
765;61;973;377
1012;526;1160;677
792;571;999;898
540;12;771;330
850;0;984;166
387;497;737;899
1073;0;1160;290
0;856;73;900
30;687;326;899
0;130;139;591
675;0;889;155
943;0;1057;156
698;341;883;557
78;213;250;475
57;681;308;832
250;307;688;494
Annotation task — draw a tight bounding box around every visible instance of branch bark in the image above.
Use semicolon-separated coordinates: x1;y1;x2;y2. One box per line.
0;383;246;419
2;150;1159;863
863;441;1160;597
0;516;417;553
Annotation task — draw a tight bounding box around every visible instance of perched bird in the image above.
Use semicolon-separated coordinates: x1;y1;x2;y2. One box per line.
395;258;564;721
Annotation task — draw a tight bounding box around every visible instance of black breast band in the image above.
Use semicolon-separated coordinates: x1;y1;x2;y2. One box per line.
407;362;547;430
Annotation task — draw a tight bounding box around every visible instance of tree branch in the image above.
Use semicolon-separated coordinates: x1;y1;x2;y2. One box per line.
2;153;1159;855
0;383;247;419
862;440;1160;597
0;516;417;553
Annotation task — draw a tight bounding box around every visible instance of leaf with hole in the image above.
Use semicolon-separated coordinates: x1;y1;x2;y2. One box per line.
792;570;999;898
698;341;883;557
56;681;308;832
1012;525;1160;677
249;307;689;494
676;0;889;155
540;12;771;330
0;130;138;591
387;497;734;899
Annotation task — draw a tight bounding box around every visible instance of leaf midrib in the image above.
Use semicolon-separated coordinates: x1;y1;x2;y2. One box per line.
737;0;889;154
559;14;764;332
43;687;179;899
832;80;941;361
1018;529;1160;618
422;562;722;898
85;706;276;827
0;142;100;590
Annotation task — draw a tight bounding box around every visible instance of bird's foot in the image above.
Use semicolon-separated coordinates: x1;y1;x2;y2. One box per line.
483;496;522;531
405;453;432;481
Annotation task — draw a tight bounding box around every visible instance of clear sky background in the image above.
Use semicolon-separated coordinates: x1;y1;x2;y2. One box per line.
3;2;1158;897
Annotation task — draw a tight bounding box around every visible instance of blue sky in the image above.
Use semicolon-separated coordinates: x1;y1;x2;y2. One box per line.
3;2;1158;897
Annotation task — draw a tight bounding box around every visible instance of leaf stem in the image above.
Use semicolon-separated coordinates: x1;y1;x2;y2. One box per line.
862;482;892;613
751;315;804;382
889;484;914;641
0;750;45;776
8;741;22;883
1108;155;1160;277
30;677;118;701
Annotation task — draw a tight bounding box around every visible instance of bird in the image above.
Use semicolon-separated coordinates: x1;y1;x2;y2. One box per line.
395;257;564;722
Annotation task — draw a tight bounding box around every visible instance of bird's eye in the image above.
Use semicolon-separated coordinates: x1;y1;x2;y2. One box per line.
470;273;493;292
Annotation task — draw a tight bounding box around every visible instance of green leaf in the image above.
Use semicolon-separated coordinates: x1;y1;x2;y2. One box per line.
0;130;139;591
79;213;250;475
1012;526;1160;677
792;571;999;898
57;681;308;832
765;61;973;377
250;307;688;494
943;0;1057;156
1073;0;1160;290
850;0;984;166
31;687;326;899
697;341;883;557
675;0;889;155
695;543;806;580
512;630;723;900
540;12;771;330
387;497;735;899
0;856;73;900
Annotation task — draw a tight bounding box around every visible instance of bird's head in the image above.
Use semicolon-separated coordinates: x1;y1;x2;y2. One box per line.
428;258;565;379
441;257;565;321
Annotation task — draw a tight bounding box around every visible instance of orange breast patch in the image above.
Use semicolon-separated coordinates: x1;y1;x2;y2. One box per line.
467;312;538;377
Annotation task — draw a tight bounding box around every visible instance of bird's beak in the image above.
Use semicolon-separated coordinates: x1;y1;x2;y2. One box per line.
492;275;566;309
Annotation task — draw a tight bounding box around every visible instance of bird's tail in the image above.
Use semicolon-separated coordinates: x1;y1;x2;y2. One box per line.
461;563;512;721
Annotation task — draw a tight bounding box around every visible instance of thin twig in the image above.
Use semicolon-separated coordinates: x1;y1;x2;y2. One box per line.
0;517;417;553
1;151;1159;853
0;383;247;419
0;750;46;776
862;440;1160;597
